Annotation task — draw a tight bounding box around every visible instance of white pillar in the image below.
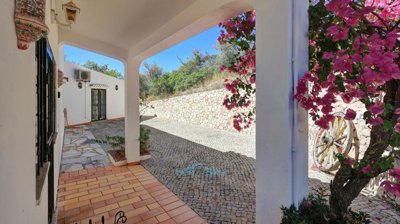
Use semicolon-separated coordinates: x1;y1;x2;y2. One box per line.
125;59;141;163
256;0;308;223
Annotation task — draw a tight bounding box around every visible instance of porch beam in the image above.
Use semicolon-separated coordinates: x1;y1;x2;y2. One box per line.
58;29;128;63
256;0;308;222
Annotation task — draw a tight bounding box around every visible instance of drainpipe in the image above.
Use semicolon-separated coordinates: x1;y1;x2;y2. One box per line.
290;0;308;205
290;0;298;204
84;82;87;120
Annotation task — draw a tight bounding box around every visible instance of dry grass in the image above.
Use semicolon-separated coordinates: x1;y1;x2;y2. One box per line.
147;72;235;101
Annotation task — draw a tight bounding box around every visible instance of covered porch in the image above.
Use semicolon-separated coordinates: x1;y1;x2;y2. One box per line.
54;0;308;222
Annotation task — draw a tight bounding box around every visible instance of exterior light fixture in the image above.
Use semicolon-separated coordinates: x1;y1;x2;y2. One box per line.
51;0;80;28
78;82;83;89
115;85;119;91
63;0;80;24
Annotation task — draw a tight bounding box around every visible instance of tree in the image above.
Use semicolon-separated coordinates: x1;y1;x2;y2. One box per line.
216;43;240;70
294;0;400;219
177;49;217;75
219;1;400;221
139;75;150;98
143;62;163;80
147;50;218;96
81;60;123;79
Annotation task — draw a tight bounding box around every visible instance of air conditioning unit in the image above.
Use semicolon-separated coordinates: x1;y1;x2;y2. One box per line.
75;69;91;82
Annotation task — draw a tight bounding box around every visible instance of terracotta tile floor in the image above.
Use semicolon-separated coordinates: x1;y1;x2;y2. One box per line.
57;165;206;224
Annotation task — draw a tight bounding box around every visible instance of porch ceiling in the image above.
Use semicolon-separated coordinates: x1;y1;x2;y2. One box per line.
56;0;254;60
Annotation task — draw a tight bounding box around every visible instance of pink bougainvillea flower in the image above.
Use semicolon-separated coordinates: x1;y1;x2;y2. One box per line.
368;117;384;126
381;180;400;197
322;52;335;60
368;101;384;115
389;168;400;179
344;108;357;120
301;200;312;209
344;159;355;166
220;65;227;72
249;74;256;84
361;164;372;174
395;108;400;115
382;168;400;197
395;123;400;134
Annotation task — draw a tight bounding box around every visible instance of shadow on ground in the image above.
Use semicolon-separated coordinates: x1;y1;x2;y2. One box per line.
141;125;256;223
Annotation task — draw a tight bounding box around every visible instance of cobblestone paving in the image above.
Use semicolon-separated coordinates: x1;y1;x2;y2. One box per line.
141;126;256;223
87;118;400;223
141;117;255;159
61;126;110;172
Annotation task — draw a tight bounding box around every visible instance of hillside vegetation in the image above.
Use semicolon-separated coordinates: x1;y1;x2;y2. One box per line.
141;46;237;100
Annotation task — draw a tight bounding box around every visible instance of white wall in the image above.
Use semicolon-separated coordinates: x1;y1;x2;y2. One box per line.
0;0;62;223
62;61;125;125
256;0;309;222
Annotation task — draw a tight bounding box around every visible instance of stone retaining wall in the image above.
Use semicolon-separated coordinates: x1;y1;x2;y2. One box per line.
142;89;256;135
143;89;372;150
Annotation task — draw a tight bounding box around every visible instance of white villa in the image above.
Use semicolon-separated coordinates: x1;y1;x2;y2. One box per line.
0;0;309;223
63;62;125;126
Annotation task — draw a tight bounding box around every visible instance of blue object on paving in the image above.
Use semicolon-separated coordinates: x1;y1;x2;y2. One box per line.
175;163;205;176
204;167;226;177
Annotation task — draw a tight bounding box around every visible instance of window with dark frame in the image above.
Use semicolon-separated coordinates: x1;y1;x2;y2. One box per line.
35;38;56;223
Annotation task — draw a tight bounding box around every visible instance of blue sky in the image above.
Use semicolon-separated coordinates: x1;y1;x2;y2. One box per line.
64;26;222;76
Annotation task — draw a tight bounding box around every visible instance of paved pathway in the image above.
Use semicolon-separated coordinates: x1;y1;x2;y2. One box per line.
88;118;256;223
141;117;400;224
72;117;400;223
57;165;206;224
61;127;110;172
141;125;256;223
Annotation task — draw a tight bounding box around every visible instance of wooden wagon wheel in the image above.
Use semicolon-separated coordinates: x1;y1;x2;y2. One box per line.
313;113;360;172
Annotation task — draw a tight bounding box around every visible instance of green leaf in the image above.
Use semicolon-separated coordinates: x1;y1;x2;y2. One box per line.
334;76;345;92
383;103;394;117
376;157;394;173
363;111;372;120
390;133;400;147
383;120;393;132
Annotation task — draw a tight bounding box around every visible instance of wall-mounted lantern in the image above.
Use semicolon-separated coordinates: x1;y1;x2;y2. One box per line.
115;85;119;91
78;82;83;89
52;0;80;28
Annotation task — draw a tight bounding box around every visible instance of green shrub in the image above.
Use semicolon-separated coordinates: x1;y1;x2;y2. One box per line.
140;125;150;155
281;192;370;224
94;135;125;150
145;49;224;97
94;129;150;156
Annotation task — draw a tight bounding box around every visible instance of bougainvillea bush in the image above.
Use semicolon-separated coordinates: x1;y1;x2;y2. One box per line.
219;11;256;131
219;0;400;221
295;0;400;219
